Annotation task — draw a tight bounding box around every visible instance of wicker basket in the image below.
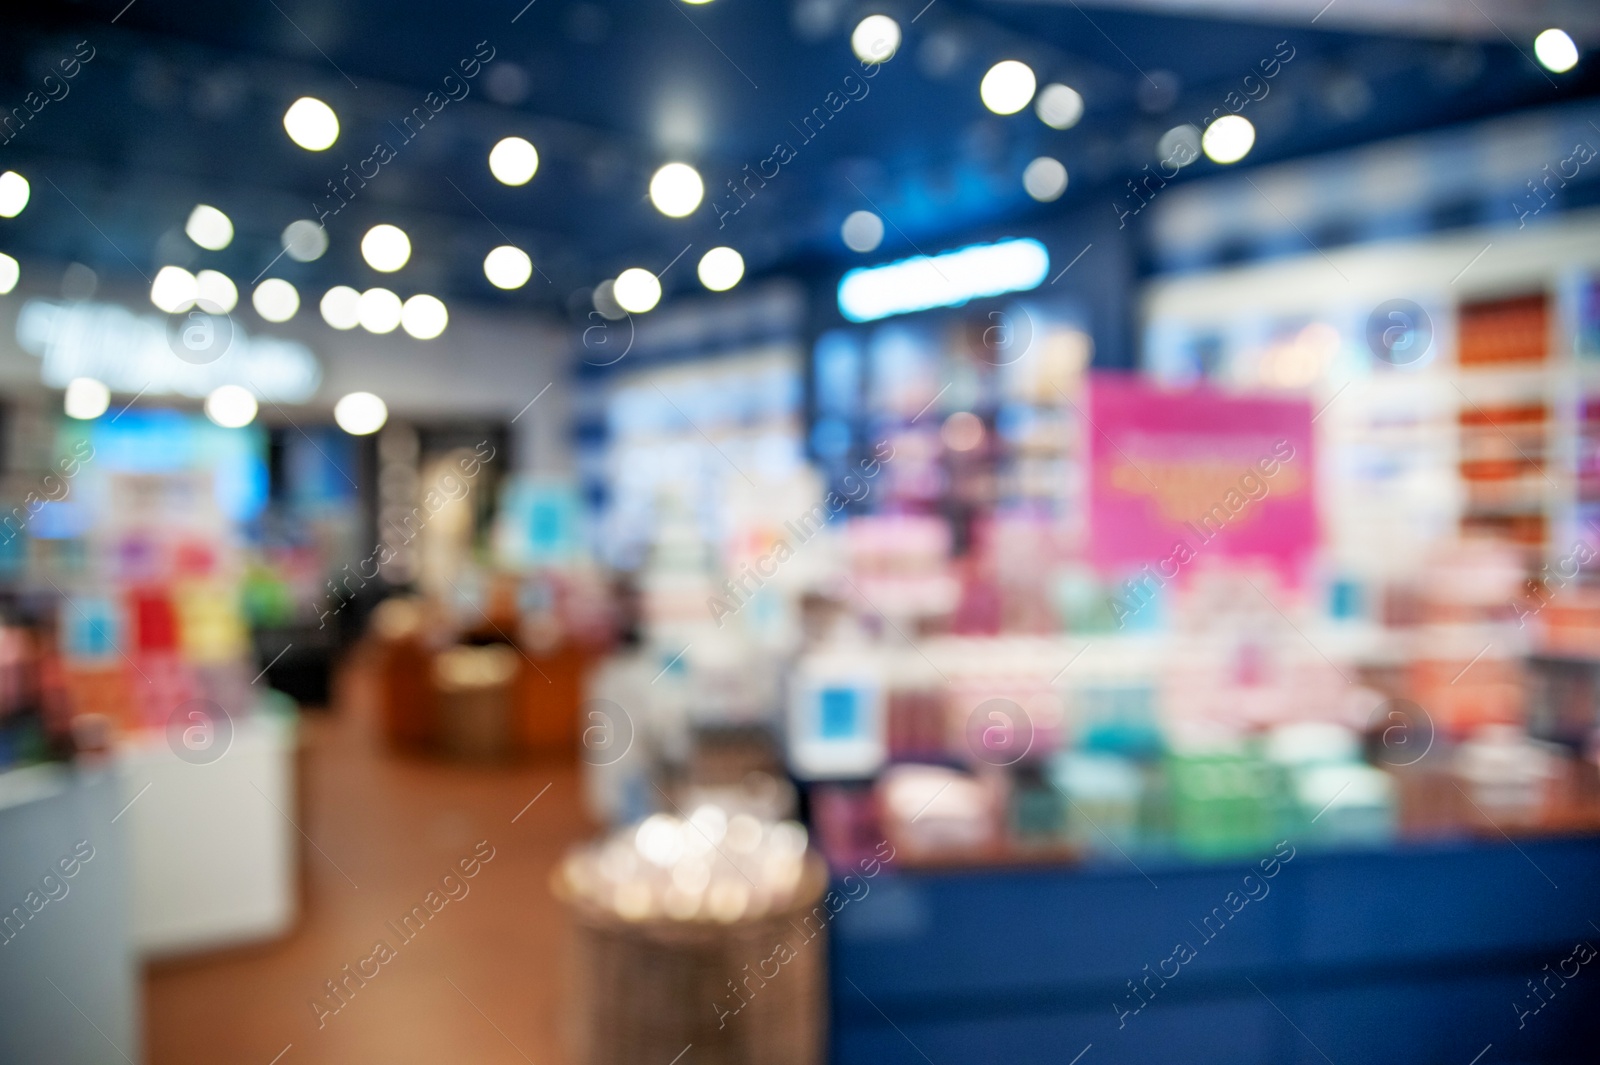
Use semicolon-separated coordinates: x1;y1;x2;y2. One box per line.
559;854;830;1065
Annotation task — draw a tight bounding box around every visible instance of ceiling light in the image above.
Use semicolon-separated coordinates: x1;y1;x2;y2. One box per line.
401;294;448;339
980;60;1036;115
64;377;110;420
205;385;258;428
334;392;388;435
320;285;361;330
489;137;540;185
697;246;744;291
361;224;411;272
1023;157;1068;202
185;205;234;251
649;163;704;218
1157;124;1201;167
282;219;328;262
1035;83;1083;129
484;245;533;289
1534;28;1580;73
150;266;199;313
851;15;901;64
252;278;300;323
357;288;403;333
613;268;662;313
0;172;32;218
1202;114;1255;164
841;210;884;253
0;252;17;295
592;280;625;320
196;269;238;313
283;96;339;151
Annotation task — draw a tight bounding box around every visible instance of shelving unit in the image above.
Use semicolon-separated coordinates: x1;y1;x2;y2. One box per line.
1142;209;1600;587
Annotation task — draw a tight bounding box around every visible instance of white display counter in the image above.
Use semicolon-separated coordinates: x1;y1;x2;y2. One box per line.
116;707;299;957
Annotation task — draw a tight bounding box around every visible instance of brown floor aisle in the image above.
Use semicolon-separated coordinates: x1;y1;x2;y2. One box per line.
144;654;598;1064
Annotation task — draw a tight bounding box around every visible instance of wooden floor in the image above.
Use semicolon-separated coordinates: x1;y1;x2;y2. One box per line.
144;660;597;1065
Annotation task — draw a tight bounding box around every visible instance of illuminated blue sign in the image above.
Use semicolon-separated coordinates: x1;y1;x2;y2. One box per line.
837;238;1050;323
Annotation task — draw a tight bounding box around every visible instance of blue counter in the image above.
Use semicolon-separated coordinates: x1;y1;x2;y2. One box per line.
830;837;1600;1064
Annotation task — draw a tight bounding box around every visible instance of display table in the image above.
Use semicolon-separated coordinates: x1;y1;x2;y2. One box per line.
830;836;1600;1064
117;707;299;956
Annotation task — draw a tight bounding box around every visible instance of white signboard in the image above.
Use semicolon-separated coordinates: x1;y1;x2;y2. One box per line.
16;298;322;402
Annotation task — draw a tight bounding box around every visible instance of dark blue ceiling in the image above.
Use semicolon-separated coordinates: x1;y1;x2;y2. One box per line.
2;0;1594;321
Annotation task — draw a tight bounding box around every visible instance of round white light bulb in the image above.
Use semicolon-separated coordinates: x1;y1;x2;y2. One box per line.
282;219;328;262
1023;157;1068;202
401;294;448;339
980;60;1037;116
484;245;533;290
252;278;300;323
361;224;411;273
1535;28;1580;73
613;268;662;313
334;392;388;435
851;15;901;64
697;246;745;292
185;205;234;251
357;287;403;333
196;269;238;313
1158;124;1202;168
0;252;18;295
150;266;199;314
649;162;704;218
489;137;540;185
841;210;884;253
592;280;625;320
283;96;340;151
1035;83;1084;129
0;171;30;218
320;285;361;330
64;377;110;420
1202;114;1256;164
205;385;258;428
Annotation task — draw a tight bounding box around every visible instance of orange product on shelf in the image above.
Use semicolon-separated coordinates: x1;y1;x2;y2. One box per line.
1539;590;1600;661
1460;513;1547;549
1457;405;1546;477
57;661;137;734
1408;655;1525;736
1457;293;1550;366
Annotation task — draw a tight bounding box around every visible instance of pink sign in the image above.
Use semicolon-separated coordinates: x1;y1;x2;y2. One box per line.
1087;374;1316;576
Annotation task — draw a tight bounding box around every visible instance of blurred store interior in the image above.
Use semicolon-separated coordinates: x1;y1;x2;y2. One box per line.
4;0;1600;1062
